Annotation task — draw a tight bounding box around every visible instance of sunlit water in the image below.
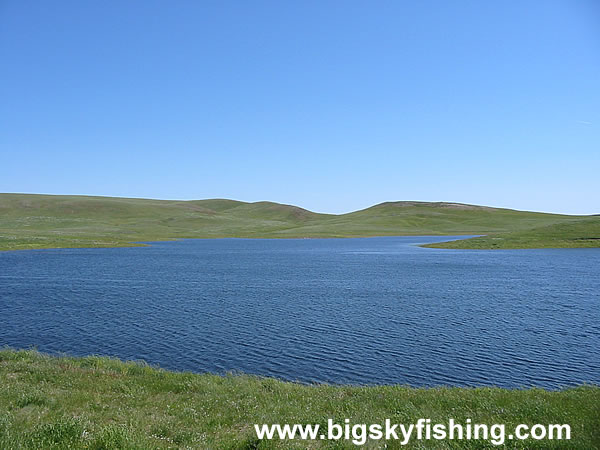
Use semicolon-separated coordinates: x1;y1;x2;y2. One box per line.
1;236;599;388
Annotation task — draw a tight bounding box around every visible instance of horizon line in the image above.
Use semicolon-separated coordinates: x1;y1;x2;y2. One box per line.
1;191;597;218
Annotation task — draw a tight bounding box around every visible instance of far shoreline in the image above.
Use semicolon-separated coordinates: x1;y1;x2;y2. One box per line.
0;234;480;252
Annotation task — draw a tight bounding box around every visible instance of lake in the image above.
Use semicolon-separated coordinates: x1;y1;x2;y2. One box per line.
1;236;598;389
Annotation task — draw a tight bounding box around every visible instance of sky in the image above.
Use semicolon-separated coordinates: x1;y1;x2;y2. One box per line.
1;1;599;215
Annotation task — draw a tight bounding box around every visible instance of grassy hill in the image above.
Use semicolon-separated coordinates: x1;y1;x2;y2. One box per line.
1;349;598;449
0;193;598;250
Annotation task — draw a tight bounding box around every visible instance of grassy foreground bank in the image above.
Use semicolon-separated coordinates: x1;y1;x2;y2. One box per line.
1;350;598;449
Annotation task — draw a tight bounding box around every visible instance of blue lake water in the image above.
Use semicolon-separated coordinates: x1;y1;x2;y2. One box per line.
1;236;599;389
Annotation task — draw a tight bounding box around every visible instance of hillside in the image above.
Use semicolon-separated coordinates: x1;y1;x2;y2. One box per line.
0;193;597;250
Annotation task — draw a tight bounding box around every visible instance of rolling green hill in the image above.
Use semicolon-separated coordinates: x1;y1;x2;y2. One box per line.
0;193;598;250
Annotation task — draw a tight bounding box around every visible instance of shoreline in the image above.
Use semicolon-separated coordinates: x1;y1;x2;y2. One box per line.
3;233;599;252
1;349;598;448
2;347;596;391
0;234;475;252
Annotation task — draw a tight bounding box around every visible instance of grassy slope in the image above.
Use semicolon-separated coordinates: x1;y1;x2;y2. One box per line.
1;193;597;250
1;350;598;449
425;217;600;249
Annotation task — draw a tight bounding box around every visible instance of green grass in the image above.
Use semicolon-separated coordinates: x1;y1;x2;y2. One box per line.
425;217;600;249
1;193;598;250
1;349;598;449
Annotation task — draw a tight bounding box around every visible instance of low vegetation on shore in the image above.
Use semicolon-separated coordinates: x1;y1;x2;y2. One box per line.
425;217;600;249
1;193;598;251
0;349;598;448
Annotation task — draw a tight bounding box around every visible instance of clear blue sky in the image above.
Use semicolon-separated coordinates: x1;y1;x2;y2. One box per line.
1;1;598;214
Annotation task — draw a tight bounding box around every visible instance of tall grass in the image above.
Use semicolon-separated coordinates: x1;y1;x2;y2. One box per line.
1;349;598;448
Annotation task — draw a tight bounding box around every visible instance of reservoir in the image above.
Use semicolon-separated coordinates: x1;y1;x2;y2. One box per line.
1;236;598;388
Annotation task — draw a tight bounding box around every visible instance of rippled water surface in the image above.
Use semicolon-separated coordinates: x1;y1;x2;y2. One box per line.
1;236;599;388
